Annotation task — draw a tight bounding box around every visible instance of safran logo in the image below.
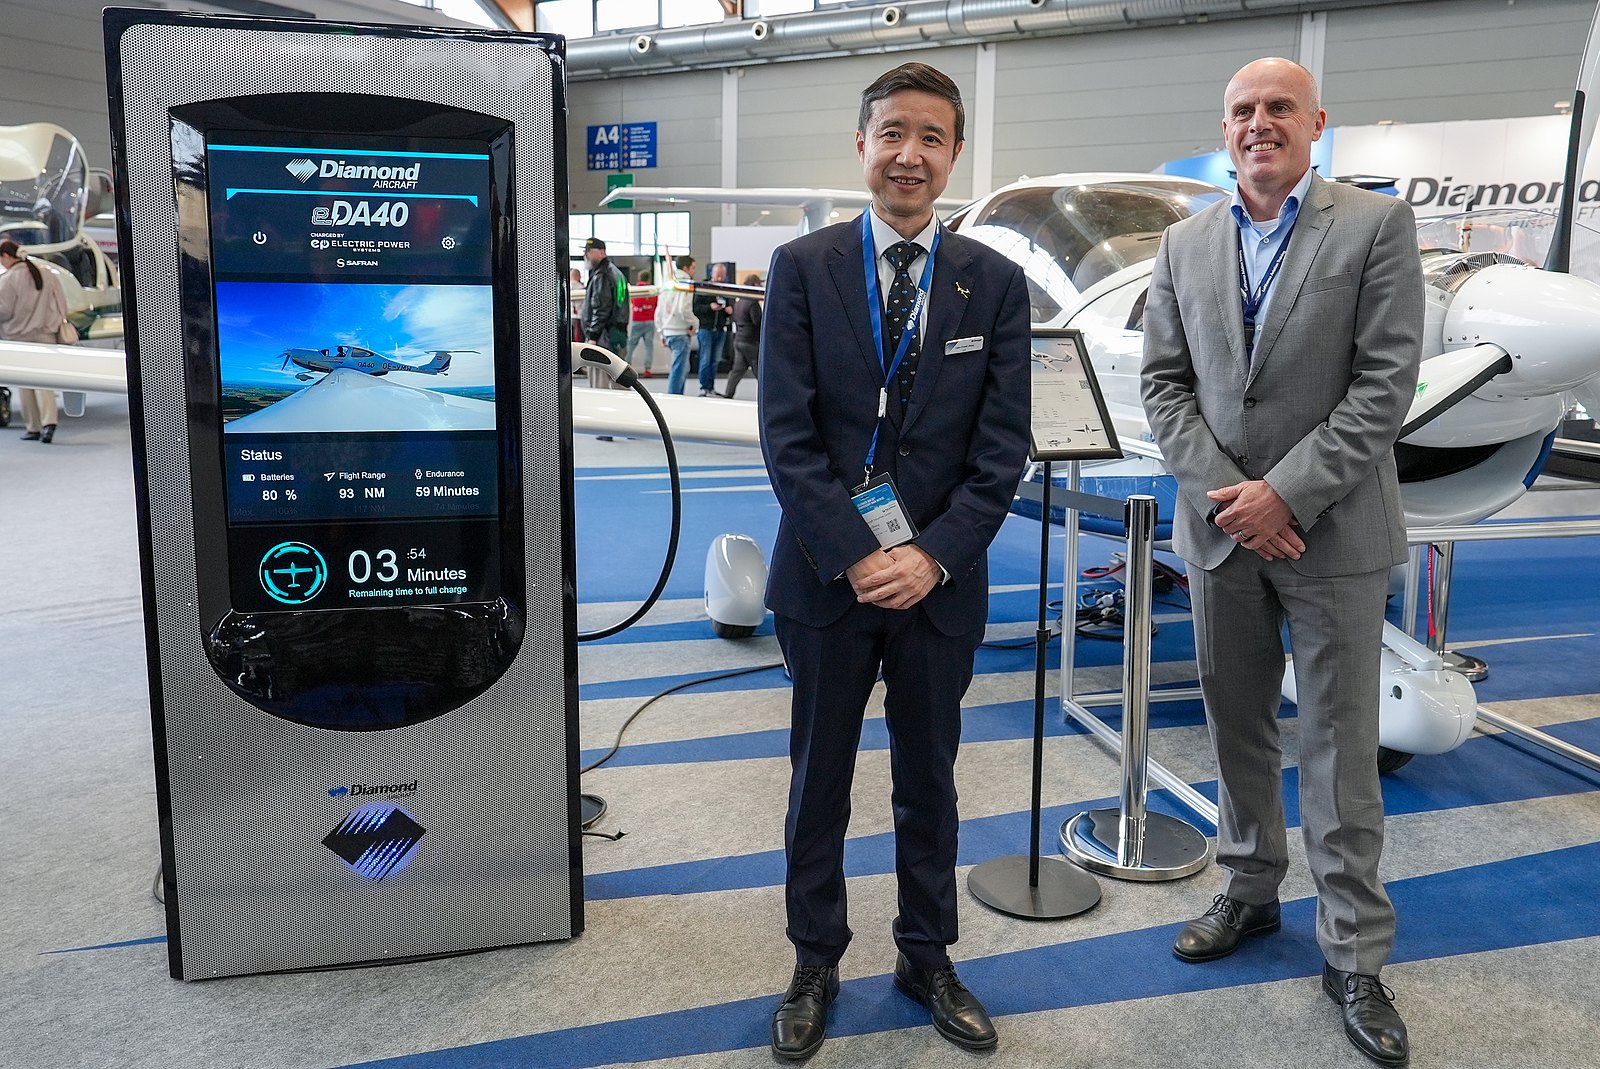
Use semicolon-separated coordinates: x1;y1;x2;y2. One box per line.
323;802;425;879
285;158;318;183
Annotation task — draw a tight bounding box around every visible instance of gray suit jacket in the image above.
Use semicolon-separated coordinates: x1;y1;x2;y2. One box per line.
1140;174;1424;577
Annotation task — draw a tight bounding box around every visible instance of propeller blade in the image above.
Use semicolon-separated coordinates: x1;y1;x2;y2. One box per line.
1543;3;1600;272
1400;343;1513;439
1544;96;1584;273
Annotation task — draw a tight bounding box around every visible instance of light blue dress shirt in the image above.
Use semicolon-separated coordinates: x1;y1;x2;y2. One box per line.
1229;167;1315;342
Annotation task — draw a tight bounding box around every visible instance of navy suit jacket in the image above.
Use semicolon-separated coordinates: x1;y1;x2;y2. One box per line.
758;216;1032;637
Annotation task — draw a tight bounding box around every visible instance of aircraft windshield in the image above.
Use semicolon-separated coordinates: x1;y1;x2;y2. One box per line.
0;127;88;247
949;180;1225;320
1415;208;1600;283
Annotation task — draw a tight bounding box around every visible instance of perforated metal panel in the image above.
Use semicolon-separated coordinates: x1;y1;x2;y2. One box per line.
108;12;578;978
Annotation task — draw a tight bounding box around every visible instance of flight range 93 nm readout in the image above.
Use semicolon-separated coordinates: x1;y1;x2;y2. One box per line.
207;132;503;613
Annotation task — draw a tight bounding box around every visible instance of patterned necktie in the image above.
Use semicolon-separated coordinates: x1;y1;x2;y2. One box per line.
882;240;925;404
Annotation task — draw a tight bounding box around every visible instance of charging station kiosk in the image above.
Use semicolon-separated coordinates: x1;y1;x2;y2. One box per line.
106;9;581;979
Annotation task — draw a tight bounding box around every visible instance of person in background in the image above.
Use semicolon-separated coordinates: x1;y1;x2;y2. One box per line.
627;268;659;377
724;272;762;399
692;262;732;396
0;239;70;444
569;266;584;344
655;254;696;395
580;237;628;354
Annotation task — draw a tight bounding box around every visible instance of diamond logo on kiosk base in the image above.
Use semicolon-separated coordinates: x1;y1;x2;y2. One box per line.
323;802;426;879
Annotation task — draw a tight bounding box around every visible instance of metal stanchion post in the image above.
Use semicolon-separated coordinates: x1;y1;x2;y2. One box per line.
1401;544;1423;640
1061;495;1209;881
1427;540;1488;681
1061;461;1081;698
969;461;1102;919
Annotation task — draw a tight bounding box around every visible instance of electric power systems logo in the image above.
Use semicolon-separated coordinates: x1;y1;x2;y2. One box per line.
323;802;425;879
285;158;318;183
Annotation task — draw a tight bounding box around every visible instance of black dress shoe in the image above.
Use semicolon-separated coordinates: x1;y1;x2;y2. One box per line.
21;430;41;441
1323;963;1408;1066
893;953;998;1051
39;423;55;444
771;964;839;1061
1172;893;1281;962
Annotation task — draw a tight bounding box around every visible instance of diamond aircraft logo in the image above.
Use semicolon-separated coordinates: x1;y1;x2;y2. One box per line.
285;158;318;183
324;802;425;879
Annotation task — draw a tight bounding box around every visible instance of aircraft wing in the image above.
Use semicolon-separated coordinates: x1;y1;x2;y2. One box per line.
0;339;127;393
1400;344;1514;440
0;337;762;445
600;185;969;234
674;279;766;302
599;186;966;212
573;384;758;446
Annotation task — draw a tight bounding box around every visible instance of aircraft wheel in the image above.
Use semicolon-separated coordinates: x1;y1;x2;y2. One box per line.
711;620;756;640
0;386;10;427
1377;746;1414;774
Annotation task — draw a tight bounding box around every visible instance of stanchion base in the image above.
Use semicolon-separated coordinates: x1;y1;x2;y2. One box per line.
580;793;607;829
1060;809;1210;882
1442;650;1488;682
967;854;1101;920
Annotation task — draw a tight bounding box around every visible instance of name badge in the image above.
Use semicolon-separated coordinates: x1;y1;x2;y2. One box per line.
945;335;984;355
851;473;918;550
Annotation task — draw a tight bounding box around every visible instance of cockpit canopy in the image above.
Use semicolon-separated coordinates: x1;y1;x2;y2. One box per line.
1417;207;1600;290
946;178;1226;322
0;124;90;248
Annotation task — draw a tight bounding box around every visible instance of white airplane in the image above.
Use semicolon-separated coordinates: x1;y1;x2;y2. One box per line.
0;122;122;339
0;121;125;426
279;344;469;381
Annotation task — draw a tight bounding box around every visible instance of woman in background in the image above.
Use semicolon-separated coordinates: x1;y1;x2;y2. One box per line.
724;273;763;399
0;239;71;444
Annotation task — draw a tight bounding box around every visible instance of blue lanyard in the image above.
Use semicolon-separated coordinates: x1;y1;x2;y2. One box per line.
860;211;940;478
1237;220;1294;351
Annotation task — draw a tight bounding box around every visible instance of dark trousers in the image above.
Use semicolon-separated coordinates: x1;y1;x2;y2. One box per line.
776;603;980;971
725;341;758;398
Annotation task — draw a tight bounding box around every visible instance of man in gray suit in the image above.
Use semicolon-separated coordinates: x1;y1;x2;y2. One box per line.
1141;58;1422;1066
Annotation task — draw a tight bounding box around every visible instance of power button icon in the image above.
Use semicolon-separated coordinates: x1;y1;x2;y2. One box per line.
252;231;268;245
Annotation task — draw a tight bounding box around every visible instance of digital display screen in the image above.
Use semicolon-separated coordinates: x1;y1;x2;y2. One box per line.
208;133;503;612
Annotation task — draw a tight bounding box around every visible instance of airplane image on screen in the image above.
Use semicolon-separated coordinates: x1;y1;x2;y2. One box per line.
279;345;472;381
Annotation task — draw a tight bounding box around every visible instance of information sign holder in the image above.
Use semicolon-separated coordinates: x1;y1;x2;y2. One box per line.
967;330;1114;920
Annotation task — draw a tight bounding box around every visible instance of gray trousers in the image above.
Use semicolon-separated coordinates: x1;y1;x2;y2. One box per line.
1189;549;1396;974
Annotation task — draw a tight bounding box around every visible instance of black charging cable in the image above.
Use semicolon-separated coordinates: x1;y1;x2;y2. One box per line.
572;344;682;642
581;661;786;776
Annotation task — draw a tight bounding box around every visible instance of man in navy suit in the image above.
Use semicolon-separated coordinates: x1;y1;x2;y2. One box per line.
758;62;1031;1060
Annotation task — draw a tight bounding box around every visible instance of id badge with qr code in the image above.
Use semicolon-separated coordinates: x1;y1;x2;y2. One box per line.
851;472;918;550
